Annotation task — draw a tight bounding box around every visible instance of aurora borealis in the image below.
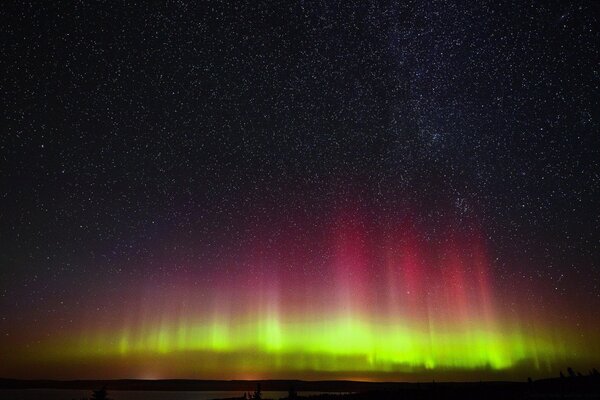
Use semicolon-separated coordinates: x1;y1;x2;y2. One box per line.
2;208;598;380
2;1;600;382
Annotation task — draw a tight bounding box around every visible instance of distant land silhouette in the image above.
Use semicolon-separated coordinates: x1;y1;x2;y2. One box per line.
2;371;600;399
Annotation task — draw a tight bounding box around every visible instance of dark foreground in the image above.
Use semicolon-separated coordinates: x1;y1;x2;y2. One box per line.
2;375;600;399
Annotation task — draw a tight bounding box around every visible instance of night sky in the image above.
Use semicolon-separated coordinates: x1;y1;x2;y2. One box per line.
1;1;599;380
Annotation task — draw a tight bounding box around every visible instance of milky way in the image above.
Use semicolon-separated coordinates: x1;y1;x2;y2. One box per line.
1;1;599;380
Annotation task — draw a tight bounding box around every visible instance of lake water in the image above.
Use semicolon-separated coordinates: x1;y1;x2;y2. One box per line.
0;389;336;400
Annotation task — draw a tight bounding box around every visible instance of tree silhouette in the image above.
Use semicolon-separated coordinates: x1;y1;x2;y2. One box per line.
253;382;262;400
288;384;298;399
91;386;109;400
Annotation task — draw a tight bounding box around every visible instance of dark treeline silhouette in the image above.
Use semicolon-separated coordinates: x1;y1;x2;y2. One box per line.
3;369;600;400
215;370;600;400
